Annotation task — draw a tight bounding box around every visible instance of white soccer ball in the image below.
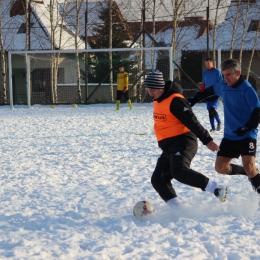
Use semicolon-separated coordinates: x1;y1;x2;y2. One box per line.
133;201;155;221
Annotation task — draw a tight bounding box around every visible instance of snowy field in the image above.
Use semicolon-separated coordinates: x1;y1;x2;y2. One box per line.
0;102;260;260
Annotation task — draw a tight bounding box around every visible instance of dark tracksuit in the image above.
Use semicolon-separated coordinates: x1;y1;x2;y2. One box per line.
151;81;213;202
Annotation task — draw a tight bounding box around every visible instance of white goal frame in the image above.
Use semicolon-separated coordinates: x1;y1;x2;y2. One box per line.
8;47;173;108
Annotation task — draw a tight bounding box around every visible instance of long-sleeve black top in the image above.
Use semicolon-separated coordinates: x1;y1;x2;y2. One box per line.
155;81;213;150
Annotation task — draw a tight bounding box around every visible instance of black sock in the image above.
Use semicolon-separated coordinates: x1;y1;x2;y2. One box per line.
249;173;260;190
227;164;247;176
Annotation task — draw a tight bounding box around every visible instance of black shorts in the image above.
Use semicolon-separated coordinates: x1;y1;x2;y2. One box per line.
217;138;257;158
116;90;129;101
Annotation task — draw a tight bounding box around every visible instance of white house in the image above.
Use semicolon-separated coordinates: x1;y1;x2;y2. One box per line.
4;0;85;51
182;0;260;92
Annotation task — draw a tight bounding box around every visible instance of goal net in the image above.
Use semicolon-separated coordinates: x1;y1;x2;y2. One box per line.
8;47;173;107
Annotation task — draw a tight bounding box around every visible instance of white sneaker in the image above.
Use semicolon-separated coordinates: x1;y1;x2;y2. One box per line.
214;186;227;202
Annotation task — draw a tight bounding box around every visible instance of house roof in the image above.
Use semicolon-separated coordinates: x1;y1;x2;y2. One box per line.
10;0;44;17
61;1;133;42
61;1;215;52
3;0;231;52
3;0;85;51
30;0;85;49
59;1;217;66
128;17;214;40
116;0;230;24
183;0;260;52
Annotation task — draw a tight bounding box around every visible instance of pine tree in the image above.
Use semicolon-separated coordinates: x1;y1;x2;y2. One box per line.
89;2;129;49
88;2;131;83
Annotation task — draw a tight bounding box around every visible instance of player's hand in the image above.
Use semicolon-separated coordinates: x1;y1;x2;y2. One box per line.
123;87;127;93
206;140;219;152
233;126;250;136
187;97;197;107
187;92;202;107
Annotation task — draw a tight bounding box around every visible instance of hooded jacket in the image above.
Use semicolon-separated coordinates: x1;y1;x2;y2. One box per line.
153;81;213;150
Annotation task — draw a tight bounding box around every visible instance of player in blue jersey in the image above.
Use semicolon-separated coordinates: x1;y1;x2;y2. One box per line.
202;58;223;132
188;58;260;194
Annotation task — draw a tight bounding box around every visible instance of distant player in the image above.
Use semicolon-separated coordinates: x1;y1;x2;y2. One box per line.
115;65;133;110
201;57;223;132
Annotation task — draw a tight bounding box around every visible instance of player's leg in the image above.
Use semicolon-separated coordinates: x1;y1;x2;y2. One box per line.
215;156;247;176
115;90;122;110
243;155;258;176
215;156;233;174
211;100;221;128
214;109;222;131
169;135;226;201
208;101;221;131
215;138;247;175
240;138;260;193
208;106;216;131
151;155;177;203
123;91;133;110
208;109;216;132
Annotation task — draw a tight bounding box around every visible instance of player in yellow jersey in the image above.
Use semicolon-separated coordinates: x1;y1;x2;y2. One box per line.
115;65;133;110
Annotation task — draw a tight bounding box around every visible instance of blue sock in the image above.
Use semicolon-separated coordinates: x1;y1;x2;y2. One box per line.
215;113;221;124
210;117;215;130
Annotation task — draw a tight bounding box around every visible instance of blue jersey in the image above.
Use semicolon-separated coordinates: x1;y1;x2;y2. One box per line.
203;68;223;89
203;68;223;109
213;79;260;140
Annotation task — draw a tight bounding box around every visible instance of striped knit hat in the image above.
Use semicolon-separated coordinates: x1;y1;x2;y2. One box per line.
144;70;165;89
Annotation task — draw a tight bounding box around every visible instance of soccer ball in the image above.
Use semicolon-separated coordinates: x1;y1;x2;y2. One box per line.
133;201;155;221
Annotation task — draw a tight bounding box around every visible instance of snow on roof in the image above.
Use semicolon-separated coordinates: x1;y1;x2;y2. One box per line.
2;0;231;52
30;0;85;49
117;0;230;24
183;0;260;52
1;1;28;51
60;1;107;40
2;0;84;51
61;0;231;39
153;25;202;65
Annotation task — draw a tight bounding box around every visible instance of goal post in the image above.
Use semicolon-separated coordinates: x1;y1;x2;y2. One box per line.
8;47;173;108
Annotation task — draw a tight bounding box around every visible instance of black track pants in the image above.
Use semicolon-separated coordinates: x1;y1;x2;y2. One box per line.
208;107;218;119
151;135;209;202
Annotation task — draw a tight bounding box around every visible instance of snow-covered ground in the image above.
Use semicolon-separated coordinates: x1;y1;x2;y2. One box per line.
0;102;260;260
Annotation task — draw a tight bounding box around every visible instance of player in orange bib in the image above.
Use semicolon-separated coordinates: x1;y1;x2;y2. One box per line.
144;70;227;207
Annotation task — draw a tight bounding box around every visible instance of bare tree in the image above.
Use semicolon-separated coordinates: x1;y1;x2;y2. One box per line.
73;0;85;103
32;0;84;104
0;0;7;104
246;20;260;80
239;0;250;65
212;0;222;63
149;0;156;69
229;0;241;58
49;0;59;104
170;0;184;52
109;0;113;102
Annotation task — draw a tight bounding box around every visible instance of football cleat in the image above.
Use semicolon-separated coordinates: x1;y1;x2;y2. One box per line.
214;186;227;202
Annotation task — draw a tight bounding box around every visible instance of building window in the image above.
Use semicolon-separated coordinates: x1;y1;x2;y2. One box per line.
248;20;260;32
17;23;34;34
